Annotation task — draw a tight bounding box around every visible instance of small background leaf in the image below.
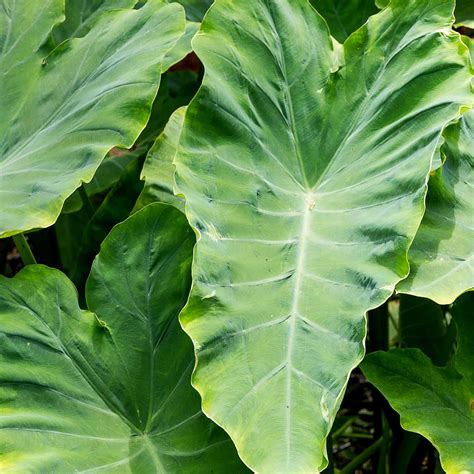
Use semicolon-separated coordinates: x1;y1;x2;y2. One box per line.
362;293;474;474
134;106;186;213
397;109;474;304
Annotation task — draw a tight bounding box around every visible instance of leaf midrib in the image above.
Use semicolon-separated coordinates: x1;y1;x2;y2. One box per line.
284;194;313;466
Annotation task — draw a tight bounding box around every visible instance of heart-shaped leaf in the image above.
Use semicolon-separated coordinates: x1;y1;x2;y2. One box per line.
362;293;474;474
397;109;474;304
0;203;247;472
174;0;472;470
0;0;185;237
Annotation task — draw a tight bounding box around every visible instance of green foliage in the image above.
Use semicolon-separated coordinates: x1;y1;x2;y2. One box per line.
0;0;186;238
455;0;474;27
0;0;473;472
0;204;247;472
398;295;456;366
167;0;213;21
362;293;474;474
174;0;471;470
397;110;474;304
57;155;145;292
135;107;186;212
310;0;378;42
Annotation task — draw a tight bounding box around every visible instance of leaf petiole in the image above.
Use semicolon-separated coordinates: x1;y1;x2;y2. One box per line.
12;234;37;266
78;185;95;219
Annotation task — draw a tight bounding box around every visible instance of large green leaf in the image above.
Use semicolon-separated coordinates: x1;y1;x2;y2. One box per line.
51;0;137;44
397;109;474;304
378;0;474;27
0;203;246;472
362;293;474;474
0;0;185;238
174;0;472;470
135;107;186;212
310;0;378;43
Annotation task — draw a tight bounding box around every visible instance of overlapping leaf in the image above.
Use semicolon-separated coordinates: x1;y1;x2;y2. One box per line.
455;0;474;28
397;109;474;304
398;294;456;366
167;0;213;21
51;0;136;44
174;0;472;470
362;293;474;474
57;155;145;292
0;203;247;472
0;0;185;237
310;0;378;43
135;106;186;212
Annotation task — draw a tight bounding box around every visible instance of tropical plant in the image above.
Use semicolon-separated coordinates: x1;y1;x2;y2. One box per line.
0;0;472;472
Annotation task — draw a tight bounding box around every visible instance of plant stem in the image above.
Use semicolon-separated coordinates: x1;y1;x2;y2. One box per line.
368;301;389;352
340;437;383;474
345;433;373;440
78;185;94;218
12;234;37;266
367;301;390;471
377;413;390;473
333;417;356;439
325;435;335;474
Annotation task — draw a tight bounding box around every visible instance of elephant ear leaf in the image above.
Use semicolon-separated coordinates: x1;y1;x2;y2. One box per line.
174;0;472;471
0;203;247;473
0;1;186;238
397;108;474;304
362;293;474;474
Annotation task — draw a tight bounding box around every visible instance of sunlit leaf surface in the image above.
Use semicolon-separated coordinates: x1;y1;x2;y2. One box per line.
174;0;472;470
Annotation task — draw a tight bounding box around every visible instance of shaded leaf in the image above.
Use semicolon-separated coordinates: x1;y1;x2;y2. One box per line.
310;0;378;43
0;204;247;472
137;70;201;147
61;146;143;214
399;294;456;366
135;107;186;213
362;293;474;474
455;0;474;28
58;155;145;294
167;0;213;21
397;109;474;304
